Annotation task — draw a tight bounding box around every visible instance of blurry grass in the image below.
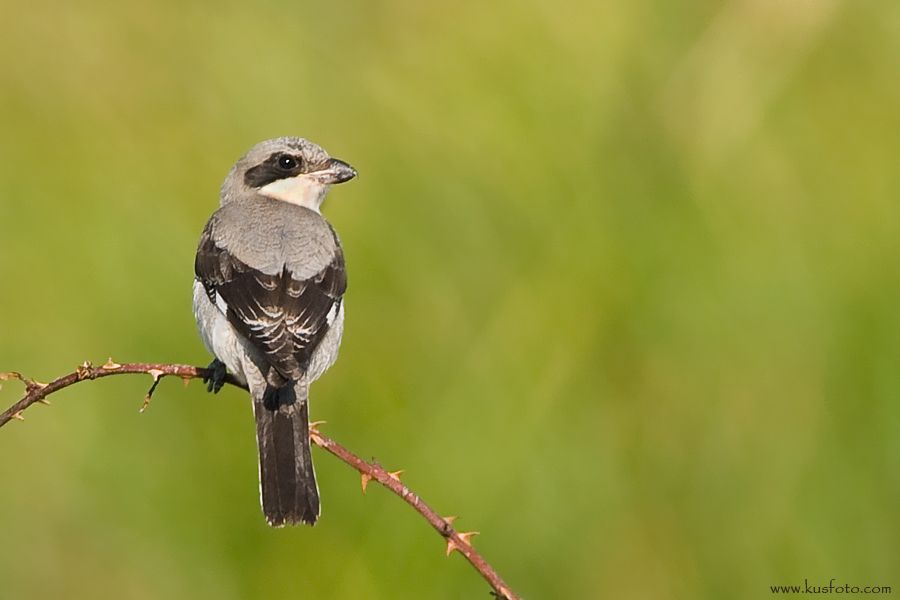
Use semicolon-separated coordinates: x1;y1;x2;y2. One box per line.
1;0;899;598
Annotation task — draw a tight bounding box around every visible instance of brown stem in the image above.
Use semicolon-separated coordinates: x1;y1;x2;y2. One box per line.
0;360;519;600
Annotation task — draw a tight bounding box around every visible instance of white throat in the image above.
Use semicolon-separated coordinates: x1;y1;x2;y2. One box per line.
259;174;329;213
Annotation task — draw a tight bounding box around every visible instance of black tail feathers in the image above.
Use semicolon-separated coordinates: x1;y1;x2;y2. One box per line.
254;383;320;526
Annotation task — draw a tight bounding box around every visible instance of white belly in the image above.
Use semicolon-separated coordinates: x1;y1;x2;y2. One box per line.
192;280;250;384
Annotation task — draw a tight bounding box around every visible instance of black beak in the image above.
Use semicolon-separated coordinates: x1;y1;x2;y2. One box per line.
318;158;357;185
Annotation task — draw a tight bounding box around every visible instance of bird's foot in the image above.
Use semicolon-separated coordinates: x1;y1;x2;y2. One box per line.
203;359;227;393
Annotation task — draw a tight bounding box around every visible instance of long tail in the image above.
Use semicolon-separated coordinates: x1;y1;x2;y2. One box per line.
253;381;320;526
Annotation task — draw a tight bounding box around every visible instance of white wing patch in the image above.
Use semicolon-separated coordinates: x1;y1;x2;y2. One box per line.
326;301;339;326
215;291;229;314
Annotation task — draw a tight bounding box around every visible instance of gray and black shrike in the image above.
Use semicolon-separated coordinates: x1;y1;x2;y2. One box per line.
193;137;356;526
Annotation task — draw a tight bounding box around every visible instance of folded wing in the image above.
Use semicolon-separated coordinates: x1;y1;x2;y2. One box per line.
195;226;346;382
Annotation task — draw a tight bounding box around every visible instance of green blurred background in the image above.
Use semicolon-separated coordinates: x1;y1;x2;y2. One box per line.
1;0;898;598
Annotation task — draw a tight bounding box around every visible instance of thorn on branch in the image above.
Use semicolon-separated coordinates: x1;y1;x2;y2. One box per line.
361;472;373;494
388;469;404;482
441;515;458;536
458;531;479;544
102;357;122;370
446;531;480;556
309;420;326;435
11;411;25;421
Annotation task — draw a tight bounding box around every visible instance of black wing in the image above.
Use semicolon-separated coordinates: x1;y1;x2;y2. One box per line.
195;227;346;382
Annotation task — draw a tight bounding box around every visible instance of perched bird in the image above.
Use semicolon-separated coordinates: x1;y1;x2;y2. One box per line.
193;137;356;526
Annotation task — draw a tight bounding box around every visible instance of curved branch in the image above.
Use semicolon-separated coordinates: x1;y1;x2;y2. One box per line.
0;360;519;600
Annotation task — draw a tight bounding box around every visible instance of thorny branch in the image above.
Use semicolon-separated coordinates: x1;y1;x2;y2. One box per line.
0;360;519;600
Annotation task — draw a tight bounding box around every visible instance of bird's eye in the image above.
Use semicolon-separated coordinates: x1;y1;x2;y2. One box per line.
277;154;299;170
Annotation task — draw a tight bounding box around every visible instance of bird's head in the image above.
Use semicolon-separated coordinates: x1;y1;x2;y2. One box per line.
221;137;357;211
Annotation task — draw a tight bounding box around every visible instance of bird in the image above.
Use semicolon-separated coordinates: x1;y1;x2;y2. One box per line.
192;137;356;526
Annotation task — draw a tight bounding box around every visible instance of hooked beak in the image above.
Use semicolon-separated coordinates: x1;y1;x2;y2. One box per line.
315;158;357;185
